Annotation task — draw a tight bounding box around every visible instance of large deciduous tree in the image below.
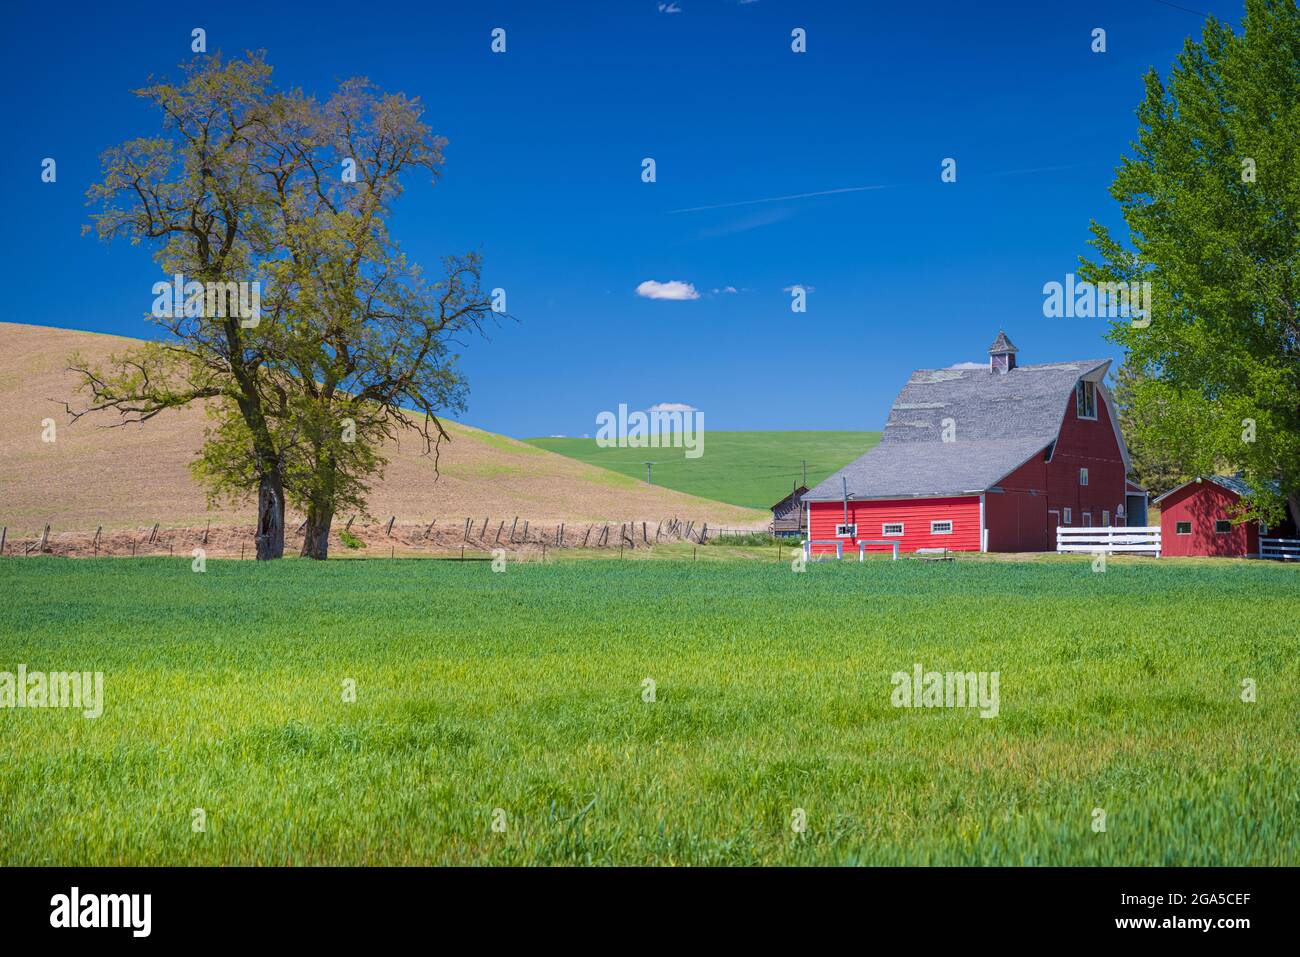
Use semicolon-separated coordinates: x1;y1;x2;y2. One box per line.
74;53;493;559
1082;0;1300;527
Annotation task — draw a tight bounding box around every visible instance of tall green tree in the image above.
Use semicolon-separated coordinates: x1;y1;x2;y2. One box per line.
73;54;493;559
1082;0;1300;527
1109;364;1187;495
73;54;289;558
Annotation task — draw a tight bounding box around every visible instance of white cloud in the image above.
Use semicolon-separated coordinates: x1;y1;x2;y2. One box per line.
710;285;740;295
949;361;986;370
647;402;697;413
658;2;682;12
783;284;815;293
636;279;700;301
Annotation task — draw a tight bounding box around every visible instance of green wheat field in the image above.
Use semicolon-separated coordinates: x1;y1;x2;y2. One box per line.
1;554;1296;865
525;430;880;508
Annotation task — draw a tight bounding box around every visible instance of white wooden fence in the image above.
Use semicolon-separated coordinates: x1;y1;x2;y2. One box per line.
1260;537;1300;561
1056;526;1161;555
801;539;900;561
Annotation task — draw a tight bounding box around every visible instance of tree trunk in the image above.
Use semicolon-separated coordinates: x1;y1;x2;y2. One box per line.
254;475;285;560
300;504;334;560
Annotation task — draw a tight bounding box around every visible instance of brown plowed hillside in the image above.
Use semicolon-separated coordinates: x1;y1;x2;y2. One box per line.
0;323;766;534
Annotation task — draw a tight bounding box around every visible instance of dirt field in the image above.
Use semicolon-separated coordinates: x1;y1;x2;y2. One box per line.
0;322;767;536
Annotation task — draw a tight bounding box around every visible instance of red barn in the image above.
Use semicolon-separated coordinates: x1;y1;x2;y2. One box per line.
803;333;1131;554
1152;475;1295;558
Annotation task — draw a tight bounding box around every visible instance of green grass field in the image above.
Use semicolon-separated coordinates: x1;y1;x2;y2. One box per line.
524;431;879;508
1;555;1297;865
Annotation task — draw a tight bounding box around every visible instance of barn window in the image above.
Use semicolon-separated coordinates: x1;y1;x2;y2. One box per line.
835;523;856;538
882;523;904;536
1102;510;1110;526
1079;467;1089;486
1083;513;1092;527
1063;508;1072;524
1215;520;1232;534
1176;521;1192;535
1076;380;1097;419
930;520;953;535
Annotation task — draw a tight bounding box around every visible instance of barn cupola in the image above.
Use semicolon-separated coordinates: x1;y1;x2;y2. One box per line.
988;331;1019;374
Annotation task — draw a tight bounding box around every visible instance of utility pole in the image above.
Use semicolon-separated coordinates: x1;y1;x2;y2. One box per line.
802;459;807;487
644;461;656;484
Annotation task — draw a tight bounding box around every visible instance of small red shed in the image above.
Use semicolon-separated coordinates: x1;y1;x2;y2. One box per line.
1152;475;1286;558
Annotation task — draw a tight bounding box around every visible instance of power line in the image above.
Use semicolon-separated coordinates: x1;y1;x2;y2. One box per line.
1150;0;1212;17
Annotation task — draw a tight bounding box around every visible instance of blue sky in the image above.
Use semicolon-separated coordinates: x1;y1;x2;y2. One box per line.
1;0;1239;437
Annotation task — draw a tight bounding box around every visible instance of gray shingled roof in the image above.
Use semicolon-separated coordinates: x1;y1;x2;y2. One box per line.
1151;474;1279;504
804;359;1110;501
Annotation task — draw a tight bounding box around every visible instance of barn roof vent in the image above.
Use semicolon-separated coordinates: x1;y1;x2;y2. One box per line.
988;331;1018;374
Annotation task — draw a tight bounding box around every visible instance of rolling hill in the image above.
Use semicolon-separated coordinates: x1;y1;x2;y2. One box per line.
0;323;767;533
526;431;881;509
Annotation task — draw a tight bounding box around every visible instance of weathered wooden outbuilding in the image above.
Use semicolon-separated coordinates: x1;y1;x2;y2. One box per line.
771;484;809;537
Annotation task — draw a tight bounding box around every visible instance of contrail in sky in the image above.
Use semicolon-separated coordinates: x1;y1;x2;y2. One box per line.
667;184;897;214
667;161;1106;216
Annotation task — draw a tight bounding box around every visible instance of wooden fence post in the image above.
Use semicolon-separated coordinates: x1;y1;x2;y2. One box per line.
522;520;529;542
345;515;356;531
480;517;489;537
557;523;564;546
582;525;592;547
463;518;471;541
495;520;504;544
509;517;518;543
0;526;6;556
40;525;51;553
386;516;396;537
201;520;209;545
642;521;648;544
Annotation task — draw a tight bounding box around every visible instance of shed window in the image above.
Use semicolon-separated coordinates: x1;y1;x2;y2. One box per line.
1063;508;1072;525
1079;467;1089;486
930;520;953;535
1215;520;1232;534
1076;380;1097;419
1176;521;1192;535
835;524;856;538
882;523;904;536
